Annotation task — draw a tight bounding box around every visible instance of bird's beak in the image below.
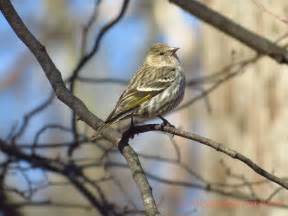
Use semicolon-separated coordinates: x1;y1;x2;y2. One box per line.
169;47;180;55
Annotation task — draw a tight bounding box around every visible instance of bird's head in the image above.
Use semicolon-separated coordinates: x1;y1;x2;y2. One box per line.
144;43;180;67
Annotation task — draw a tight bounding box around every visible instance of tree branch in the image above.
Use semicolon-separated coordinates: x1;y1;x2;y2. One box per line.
0;138;111;215
68;0;130;155
170;0;288;64
0;1;159;215
122;124;288;190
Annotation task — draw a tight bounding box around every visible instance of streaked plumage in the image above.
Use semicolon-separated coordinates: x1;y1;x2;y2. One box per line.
103;43;185;128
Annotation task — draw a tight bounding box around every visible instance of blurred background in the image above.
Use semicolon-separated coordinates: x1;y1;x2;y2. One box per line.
1;0;288;215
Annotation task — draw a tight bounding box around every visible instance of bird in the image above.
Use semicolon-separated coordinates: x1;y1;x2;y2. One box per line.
96;43;185;134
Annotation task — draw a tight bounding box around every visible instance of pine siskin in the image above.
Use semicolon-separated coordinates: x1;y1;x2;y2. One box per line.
98;43;185;132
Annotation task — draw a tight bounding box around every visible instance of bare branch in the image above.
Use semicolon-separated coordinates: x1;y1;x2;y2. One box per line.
68;0;130;155
10;200;92;210
121;124;288;190
68;0;130;83
119;142;160;216
80;0;102;55
100;161;288;210
0;1;159;215
11;91;55;143
250;0;288;25
170;0;288;64
2;0;288;214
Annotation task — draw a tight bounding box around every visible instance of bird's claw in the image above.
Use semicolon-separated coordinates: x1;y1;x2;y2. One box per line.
158;116;175;128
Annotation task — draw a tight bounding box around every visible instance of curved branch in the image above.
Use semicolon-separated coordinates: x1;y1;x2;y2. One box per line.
119;142;160;216
68;0;130;155
68;0;130;83
0;1;159;215
0;138;109;215
122;124;288;190
170;0;288;64
11;91;55;143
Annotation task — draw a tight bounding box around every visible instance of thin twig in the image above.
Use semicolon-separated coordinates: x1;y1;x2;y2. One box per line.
11;92;55;143
170;0;288;64
122;124;288;190
0;1;159;215
68;0;130;156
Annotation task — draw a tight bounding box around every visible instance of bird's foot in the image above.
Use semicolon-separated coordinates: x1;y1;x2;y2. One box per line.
128;115;136;139
129;115;135;128
158;116;175;128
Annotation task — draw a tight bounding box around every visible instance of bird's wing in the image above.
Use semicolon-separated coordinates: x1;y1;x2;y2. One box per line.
105;66;176;123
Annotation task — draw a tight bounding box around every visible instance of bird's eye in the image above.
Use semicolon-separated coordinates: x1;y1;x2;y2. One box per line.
159;52;165;55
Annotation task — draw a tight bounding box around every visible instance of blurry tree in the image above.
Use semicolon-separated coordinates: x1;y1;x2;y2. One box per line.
201;0;288;215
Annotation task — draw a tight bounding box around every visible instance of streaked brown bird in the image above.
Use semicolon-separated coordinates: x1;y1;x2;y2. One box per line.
98;43;185;132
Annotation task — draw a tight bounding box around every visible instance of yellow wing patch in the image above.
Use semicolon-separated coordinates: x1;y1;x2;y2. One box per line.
124;91;153;109
105;90;157;123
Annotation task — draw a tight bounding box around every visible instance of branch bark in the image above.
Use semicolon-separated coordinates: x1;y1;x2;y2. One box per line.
170;0;288;64
68;0;130;155
0;1;159;215
0;139;108;215
2;0;288;214
122;124;288;190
